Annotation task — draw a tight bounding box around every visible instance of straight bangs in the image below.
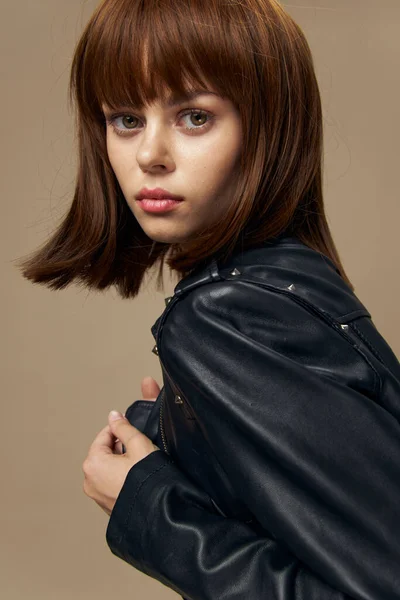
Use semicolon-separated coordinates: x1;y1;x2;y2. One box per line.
72;0;257;159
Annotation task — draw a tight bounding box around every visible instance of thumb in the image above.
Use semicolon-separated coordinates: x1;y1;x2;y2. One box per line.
141;376;161;401
108;410;160;454
108;410;137;440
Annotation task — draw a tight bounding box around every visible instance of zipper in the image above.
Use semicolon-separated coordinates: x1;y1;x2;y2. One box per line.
155;294;182;457
158;386;169;455
158;360;195;454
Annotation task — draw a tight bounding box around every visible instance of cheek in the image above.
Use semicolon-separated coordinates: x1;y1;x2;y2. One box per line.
106;138;118;172
196;141;241;191
106;138;128;178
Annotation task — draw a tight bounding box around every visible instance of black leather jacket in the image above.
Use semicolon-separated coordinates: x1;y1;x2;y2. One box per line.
106;236;400;600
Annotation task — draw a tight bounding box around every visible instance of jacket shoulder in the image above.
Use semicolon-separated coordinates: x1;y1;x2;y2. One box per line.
164;252;379;401
173;236;370;323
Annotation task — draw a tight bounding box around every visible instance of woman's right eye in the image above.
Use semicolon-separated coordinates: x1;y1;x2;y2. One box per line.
105;114;141;136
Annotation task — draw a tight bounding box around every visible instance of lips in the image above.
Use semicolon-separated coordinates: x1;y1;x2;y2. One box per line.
136;187;184;201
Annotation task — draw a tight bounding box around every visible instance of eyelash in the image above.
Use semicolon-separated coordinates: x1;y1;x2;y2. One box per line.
105;109;214;137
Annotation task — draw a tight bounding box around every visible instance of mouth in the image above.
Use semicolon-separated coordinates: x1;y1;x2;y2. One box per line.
135;187;184;201
136;197;184;213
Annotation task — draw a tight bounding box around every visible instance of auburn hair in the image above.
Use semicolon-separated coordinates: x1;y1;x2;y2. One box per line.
16;0;354;297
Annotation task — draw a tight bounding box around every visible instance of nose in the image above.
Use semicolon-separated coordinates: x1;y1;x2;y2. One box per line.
136;122;175;173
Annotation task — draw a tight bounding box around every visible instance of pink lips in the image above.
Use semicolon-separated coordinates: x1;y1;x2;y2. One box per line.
135;187;184;213
135;187;184;201
136;198;183;213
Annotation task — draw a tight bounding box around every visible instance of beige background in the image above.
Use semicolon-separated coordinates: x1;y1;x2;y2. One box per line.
2;0;399;598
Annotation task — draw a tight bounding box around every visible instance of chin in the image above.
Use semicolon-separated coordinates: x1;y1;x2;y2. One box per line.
143;231;189;244
140;227;190;245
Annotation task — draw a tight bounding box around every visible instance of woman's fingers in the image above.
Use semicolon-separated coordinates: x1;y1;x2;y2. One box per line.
141;376;161;401
114;379;161;455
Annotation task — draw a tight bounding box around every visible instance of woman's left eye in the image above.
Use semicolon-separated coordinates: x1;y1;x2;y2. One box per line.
105;109;213;137
180;110;213;131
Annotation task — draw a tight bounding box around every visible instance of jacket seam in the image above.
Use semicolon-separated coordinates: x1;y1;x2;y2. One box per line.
336;309;370;320
214;278;383;398
216;268;371;321
349;321;386;366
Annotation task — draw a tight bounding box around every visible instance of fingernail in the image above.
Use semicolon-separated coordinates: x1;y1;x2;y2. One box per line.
109;410;122;421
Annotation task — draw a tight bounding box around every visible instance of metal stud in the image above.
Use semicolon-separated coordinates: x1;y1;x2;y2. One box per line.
288;284;296;291
341;324;349;331
152;344;159;356
165;296;173;306
174;395;184;404
230;268;241;276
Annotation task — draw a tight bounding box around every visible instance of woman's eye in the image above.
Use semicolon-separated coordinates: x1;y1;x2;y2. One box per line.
180;110;212;131
107;114;140;135
106;109;213;137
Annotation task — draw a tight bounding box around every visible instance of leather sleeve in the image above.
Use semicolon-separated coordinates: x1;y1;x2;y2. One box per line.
106;284;400;600
106;450;351;600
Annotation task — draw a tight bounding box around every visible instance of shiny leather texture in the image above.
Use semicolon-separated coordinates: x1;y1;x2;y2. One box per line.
107;236;400;600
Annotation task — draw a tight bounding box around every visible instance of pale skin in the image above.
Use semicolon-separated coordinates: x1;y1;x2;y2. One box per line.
101;88;243;244
83;88;243;517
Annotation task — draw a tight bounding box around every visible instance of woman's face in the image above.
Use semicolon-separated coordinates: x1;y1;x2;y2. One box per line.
102;89;242;243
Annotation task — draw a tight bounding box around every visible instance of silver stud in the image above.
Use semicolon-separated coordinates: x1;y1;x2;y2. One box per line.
341;324;349;331
174;395;183;404
152;344;159;355
165;296;173;306
230;268;241;276
288;284;296;291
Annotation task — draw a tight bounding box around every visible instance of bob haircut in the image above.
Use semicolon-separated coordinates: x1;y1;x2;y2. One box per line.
17;0;354;297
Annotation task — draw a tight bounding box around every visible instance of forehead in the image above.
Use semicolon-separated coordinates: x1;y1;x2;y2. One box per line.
101;89;222;112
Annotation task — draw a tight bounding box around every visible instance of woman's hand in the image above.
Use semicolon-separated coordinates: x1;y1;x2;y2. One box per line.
114;376;160;455
82;376;161;517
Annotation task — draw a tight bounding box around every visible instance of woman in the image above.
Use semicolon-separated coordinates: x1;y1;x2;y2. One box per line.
17;1;400;599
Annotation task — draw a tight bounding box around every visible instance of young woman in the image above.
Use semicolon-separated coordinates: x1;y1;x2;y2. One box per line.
17;1;400;599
